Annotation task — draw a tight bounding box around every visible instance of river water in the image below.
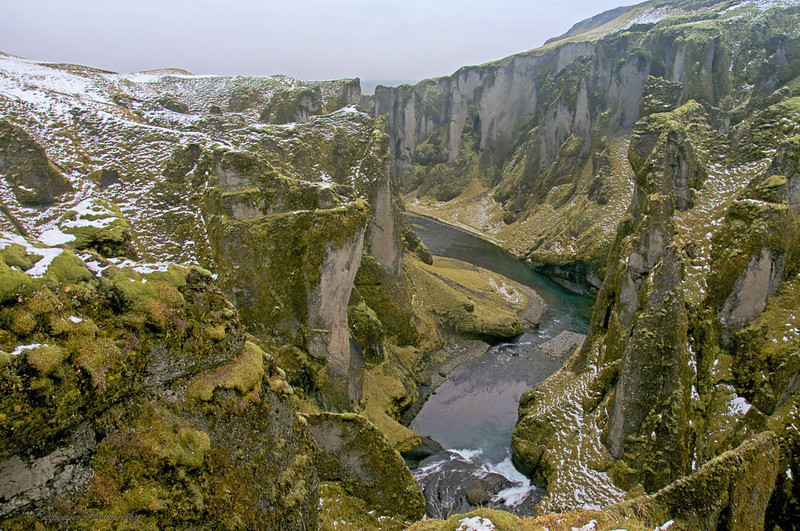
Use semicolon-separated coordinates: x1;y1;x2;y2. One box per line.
408;214;595;516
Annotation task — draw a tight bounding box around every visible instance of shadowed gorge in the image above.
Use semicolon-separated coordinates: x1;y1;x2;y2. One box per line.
1;0;800;529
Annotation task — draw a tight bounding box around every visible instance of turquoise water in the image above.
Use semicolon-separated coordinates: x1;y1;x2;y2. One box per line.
408;214;595;513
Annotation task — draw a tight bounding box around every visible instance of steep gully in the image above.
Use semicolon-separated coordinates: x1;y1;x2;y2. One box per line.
407;213;594;517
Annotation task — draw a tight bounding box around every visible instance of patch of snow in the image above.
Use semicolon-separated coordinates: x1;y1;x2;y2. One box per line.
107;258;172;274
10;343;43;356
68;316;83;323
627;6;673;26
728;396;752;416
0;232;64;277
655;521;675;531
82;260;108;276
60;198;117;229
457;516;496;531
38;227;76;246
723;0;800;15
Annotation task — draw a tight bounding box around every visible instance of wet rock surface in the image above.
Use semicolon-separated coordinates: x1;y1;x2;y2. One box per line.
413;450;545;518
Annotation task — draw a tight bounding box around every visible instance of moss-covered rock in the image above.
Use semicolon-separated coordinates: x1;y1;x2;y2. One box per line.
512;62;800;519
639;76;684;117
157;95;190;114
306;412;425;523
347;301;385;363
260;86;324;124
58;199;135;259
0;259;320;530
622;432;781;530
406;256;536;343
0;119;72;205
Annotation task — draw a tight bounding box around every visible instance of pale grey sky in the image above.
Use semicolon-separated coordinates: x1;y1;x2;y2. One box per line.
1;0;631;81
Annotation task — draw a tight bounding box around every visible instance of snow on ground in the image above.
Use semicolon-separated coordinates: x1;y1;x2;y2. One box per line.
60;198;117;229
0;232;63;277
728;395;752;416
488;277;524;304
573;520;598;531
10;343;43;356
38;227;75;246
0;52;372;268
521;358;626;513
457;516;496;531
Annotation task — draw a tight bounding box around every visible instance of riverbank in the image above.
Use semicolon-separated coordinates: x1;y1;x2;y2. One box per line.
400;254;545;424
406;215;596;517
405;196;607;293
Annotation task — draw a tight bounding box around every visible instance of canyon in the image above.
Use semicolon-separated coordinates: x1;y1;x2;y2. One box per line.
1;0;799;529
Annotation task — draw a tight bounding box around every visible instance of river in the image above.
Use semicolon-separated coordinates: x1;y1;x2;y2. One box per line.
408;213;595;516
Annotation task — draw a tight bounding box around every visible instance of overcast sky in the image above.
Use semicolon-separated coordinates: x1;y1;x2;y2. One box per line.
1;0;630;82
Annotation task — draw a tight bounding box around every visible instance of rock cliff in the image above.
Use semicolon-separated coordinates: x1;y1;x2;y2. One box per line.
0;48;539;529
510;26;800;531
371;0;800;291
0;54;441;528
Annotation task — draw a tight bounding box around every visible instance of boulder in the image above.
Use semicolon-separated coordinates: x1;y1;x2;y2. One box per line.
306;412;425;522
0;120;72;205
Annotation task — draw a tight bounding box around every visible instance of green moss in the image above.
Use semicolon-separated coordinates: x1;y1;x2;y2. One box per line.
0;261;35;303
0;243;40;271
43;250;93;284
319;481;404;530
622;432;781;530
189;341;265;401
24;344;64;375
104;265;187;331
348;301;385;363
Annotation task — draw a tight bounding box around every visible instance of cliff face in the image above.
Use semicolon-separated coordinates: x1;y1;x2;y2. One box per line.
0;55;435;528
0;248;316;529
370;0;800;527
512;51;800;531
0;49;538;529
372;0;800;289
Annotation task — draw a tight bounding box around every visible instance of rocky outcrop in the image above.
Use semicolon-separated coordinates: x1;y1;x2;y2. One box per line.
0;423;95;518
202;110;418;410
405;255;540;343
413;450;544;518
0;245;317;529
512;88;800;526
259;79;361;123
719;247;785;330
374;0;800;289
0;119;72;206
307;412;425;523
0;58;437;529
624;432;782;530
